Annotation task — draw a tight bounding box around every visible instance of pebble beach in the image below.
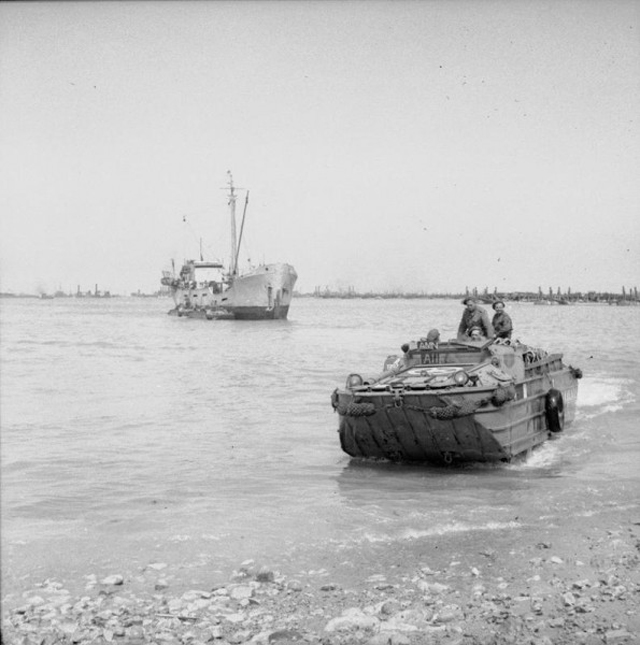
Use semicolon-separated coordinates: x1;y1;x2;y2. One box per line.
3;507;638;645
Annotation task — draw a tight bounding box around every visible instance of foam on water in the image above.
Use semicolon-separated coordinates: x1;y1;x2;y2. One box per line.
357;520;523;544
576;375;635;417
401;519;522;539
510;441;561;470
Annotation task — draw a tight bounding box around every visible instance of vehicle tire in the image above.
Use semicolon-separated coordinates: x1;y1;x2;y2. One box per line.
545;388;565;433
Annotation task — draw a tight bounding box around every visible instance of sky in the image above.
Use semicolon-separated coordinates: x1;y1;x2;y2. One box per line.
1;0;639;296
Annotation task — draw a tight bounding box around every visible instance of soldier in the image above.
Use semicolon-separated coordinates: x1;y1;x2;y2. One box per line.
457;297;494;340
491;300;513;339
425;328;440;348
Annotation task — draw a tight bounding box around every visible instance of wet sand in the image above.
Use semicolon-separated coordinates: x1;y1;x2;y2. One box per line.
3;507;638;645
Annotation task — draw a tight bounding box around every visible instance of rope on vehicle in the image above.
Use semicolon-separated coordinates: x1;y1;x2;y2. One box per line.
428;399;486;419
338;383;518;420
491;384;516;406
337;402;377;417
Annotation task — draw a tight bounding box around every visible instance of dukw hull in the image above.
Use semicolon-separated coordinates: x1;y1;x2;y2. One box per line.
168;263;297;320
332;341;581;464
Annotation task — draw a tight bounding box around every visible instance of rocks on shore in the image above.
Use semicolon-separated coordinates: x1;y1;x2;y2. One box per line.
2;527;639;645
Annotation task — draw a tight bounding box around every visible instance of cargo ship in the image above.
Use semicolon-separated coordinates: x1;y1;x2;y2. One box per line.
161;172;297;320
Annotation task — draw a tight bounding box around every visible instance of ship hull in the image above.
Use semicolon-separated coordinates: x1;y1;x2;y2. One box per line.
232;305;291;320
168;263;297;320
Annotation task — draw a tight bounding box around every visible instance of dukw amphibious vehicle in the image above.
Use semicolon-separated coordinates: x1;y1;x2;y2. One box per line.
331;338;581;464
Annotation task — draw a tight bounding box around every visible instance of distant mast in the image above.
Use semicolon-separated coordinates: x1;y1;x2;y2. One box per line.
227;171;238;277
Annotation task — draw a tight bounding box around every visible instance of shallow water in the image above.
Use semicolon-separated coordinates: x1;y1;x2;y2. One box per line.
1;297;639;608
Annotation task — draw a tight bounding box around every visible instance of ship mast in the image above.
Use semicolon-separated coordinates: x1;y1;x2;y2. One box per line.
227;171;238;276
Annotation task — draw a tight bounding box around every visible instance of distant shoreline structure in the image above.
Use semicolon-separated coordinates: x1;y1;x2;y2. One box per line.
3;285;638;305
0;290;168;300
0;285;169;300
303;285;639;305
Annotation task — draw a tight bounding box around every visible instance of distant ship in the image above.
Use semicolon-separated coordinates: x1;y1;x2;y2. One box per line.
161;172;297;320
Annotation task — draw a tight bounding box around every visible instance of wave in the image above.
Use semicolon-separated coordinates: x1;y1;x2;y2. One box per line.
577;375;635;418
353;520;522;544
510;442;561;470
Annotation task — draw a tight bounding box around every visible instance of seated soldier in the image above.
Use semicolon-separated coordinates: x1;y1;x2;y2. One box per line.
457;297;494;340
426;328;440;349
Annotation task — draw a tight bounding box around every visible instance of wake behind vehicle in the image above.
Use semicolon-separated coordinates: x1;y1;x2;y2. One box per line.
331;337;582;464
